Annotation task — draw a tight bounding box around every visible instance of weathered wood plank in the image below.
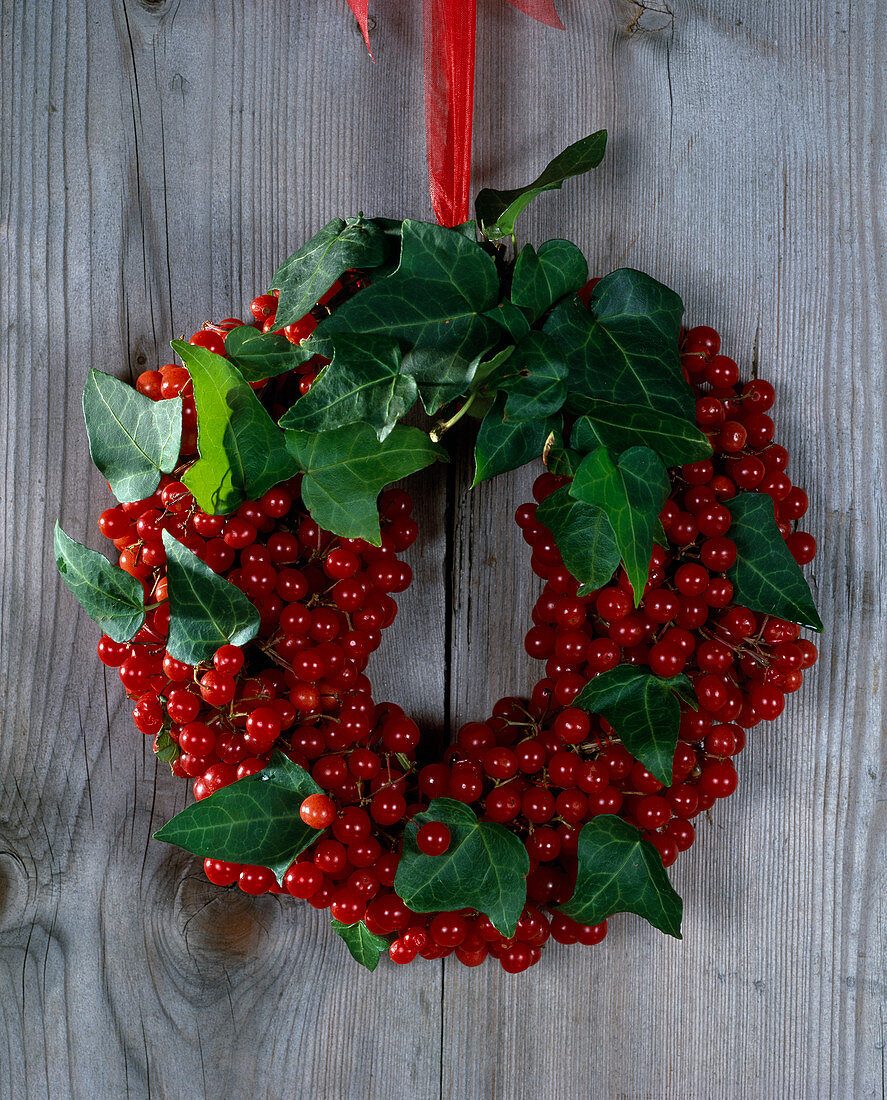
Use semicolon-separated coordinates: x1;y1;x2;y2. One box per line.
444;1;886;1098
0;2;442;1097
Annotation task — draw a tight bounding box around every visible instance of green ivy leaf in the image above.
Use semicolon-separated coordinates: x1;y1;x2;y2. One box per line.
483;300;532;342
330;920;390;971
279;335;418;441
557;815;682;938
544;269;693;420
571;399;713;466
472;395;559;485
82;369;182;503
269;217;388;329
162;531;260;664
394;798;530;937
309;220;500;414
572;665;694;786
498;331;568;422
173;341;298;514
285;423;446;545
535;487;620;596
153;752;323;884
153;729;181;764
543;439;582;478
54;523;145;643
570;446;670;604
511;240;588;321
475;131;608;241
223;326;314;383
726;492;823;631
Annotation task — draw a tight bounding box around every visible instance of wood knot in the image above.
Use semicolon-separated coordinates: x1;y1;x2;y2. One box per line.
622;0;675;34
0;849;35;932
134;0;177;16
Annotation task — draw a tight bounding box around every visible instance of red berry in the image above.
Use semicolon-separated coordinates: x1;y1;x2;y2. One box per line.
300;793;337;829
417;822;451;856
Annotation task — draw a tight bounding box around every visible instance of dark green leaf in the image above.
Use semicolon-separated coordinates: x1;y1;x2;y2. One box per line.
475;131;608;241
462;346;517;421
153;752;323;883
173;341;298;514
484;300;532;342
726;492;823;631
572;665;694;786
394;798;529;936
285;423;446;545
472;395;559;485
511;240;588;321
223;326;314;383
469;345;516;393
542;431;582;478
330;920;390;971
571;399;713;466
269;217;387;329
162;531;260;664
557;815;682;938
279;335;417;441
54;523;145;643
309;220;500;414
153;729;181;764
498;331;568;422
571;446;670;604
82;369;182;503
535;487;620;596
544;269;693;420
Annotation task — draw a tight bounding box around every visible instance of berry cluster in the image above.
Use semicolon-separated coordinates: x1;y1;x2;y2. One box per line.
92;280;817;972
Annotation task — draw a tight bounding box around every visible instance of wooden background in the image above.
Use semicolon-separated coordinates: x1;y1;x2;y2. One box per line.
1;1;884;1096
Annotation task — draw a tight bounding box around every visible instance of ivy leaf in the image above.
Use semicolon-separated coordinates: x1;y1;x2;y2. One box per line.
54;523;145;643
498;331;568;422
469;345;517;394
472;395;559;485
544;269;693;420
394;798;529;937
557;815;682;938
484;300;532;342
162;531;260;664
279;335;418;441
173;341;298;514
475;130;608;241
153;729;181;764
269;216;387;329
511;240;588;321
572;665;694;786
309;220;500;414
535;487;620;596
285;423;446;545
570;446;670;604
571;399;713;466
726;492;823;631
542;434;583;478
330;920;390;971
153;752;323;884
223;326;314;383
82;369;182;503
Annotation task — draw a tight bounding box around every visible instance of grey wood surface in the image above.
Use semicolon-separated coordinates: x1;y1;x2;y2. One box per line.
1;1;884;1097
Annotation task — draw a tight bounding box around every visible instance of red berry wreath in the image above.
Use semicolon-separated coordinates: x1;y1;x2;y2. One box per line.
56;134;821;973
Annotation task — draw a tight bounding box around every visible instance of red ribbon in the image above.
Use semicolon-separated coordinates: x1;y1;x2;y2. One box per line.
346;0;562;227
345;0;373;57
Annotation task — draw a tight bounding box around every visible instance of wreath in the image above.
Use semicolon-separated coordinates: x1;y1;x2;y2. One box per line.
56;134;821;973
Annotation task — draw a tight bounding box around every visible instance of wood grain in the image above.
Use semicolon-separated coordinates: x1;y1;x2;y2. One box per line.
1;1;884;1097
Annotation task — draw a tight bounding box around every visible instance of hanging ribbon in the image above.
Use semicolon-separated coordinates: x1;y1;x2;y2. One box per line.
345;0;373;57
346;0;563;227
